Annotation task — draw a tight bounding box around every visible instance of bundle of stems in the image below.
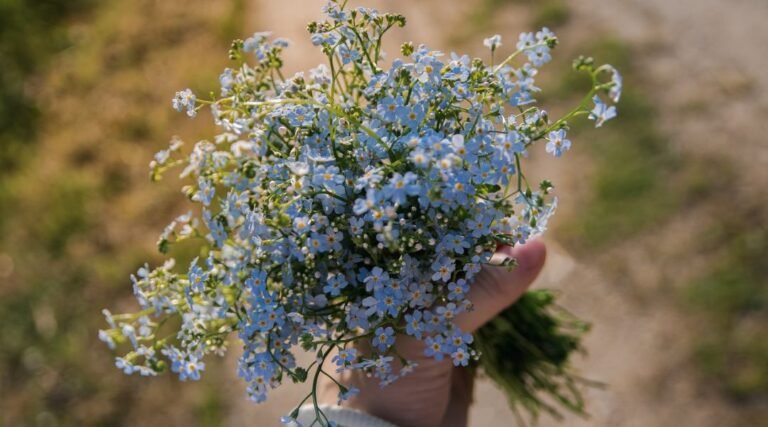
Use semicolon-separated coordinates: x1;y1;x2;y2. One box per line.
472;289;592;425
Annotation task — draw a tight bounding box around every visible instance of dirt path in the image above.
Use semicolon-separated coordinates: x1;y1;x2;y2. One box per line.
571;0;768;191
549;1;768;425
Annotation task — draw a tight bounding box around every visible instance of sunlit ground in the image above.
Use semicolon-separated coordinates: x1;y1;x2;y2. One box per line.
1;0;765;426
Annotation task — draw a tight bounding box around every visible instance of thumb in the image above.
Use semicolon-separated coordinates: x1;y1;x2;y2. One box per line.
454;239;546;332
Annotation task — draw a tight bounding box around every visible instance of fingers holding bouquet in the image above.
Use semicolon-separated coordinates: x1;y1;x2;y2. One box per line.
320;241;547;427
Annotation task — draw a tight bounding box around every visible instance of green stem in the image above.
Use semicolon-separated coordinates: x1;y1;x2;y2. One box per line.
492;41;549;74
311;345;335;426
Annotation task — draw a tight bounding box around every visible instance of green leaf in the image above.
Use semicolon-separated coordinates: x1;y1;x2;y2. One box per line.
477;183;502;194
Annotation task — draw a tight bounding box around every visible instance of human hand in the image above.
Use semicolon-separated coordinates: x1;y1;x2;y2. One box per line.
319;240;547;427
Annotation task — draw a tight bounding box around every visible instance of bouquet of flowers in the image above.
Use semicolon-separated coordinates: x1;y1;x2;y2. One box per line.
100;1;620;425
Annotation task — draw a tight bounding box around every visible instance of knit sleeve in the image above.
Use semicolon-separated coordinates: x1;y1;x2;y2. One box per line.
294;404;398;427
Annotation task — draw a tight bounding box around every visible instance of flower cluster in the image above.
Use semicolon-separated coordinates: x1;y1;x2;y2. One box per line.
100;1;620;425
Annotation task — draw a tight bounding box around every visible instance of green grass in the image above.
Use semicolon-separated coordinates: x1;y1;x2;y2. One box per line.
0;0;97;233
554;38;673;247
555;38;723;249
553;36;767;408
564;90;679;247
687;208;768;399
530;0;569;29
451;0;570;46
0;0;95;177
0;0;246;424
197;385;226;427
33;176;94;254
218;0;247;42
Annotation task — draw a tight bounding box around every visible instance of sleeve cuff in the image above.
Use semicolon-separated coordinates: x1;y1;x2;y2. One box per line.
293;404;398;427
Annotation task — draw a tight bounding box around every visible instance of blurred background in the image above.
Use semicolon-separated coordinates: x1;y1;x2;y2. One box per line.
1;0;766;425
